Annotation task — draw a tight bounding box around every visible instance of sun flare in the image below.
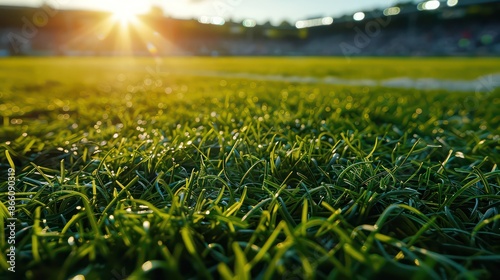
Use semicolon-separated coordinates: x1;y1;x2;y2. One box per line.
112;7;139;25
63;0;172;56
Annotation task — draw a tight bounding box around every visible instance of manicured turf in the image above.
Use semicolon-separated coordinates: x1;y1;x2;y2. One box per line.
1;57;499;279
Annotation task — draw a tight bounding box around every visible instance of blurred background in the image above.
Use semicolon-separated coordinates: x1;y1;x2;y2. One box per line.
0;0;499;57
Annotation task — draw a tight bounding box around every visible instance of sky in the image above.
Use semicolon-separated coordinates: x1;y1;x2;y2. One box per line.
0;0;404;24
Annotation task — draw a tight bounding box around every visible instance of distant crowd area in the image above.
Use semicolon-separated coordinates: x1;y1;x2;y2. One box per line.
0;0;499;57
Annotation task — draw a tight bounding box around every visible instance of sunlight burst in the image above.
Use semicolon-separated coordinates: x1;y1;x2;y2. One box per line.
62;0;175;56
112;7;139;26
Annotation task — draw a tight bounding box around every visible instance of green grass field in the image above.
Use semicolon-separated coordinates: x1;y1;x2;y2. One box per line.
1;57;499;279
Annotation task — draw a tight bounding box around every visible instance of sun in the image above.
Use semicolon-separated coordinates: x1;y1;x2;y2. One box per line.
112;7;139;25
105;0;149;26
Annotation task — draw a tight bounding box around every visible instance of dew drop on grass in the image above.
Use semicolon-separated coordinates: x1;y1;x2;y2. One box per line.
142;261;153;272
143;221;150;231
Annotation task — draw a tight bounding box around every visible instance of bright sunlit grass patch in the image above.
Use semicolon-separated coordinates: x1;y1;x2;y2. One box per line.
0;57;499;279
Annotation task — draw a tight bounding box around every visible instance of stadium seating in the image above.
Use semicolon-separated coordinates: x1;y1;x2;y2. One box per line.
0;1;499;56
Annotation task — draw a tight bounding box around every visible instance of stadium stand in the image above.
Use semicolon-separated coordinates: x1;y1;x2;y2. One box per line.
0;0;499;56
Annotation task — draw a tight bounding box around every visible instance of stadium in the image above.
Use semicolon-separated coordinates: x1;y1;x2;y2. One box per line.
0;0;499;279
1;0;500;56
